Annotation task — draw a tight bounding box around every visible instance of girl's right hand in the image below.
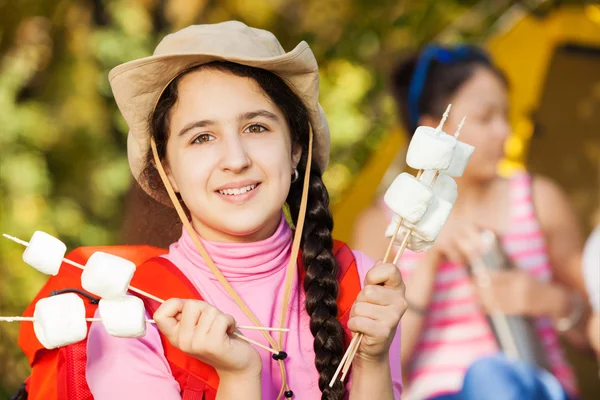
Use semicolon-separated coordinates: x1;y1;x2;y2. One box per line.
429;219;487;264
154;299;262;378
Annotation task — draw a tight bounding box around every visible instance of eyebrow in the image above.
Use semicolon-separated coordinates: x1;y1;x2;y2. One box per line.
177;109;280;137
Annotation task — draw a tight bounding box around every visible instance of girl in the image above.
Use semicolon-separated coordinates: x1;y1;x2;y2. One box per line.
353;44;589;400
85;21;404;400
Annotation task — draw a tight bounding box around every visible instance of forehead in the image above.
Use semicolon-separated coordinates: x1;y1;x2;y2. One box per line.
173;68;278;117
452;67;508;105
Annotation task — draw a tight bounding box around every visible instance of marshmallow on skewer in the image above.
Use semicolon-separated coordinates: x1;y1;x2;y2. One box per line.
384;216;433;253
442;141;475;177
406;127;457;171
33;293;88;349
384;173;434;224
81;252;136;299
419;170;458;205
405;195;453;242
98;296;147;338
22;231;67;276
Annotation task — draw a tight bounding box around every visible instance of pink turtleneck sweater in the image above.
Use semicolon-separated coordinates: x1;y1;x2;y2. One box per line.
86;215;403;399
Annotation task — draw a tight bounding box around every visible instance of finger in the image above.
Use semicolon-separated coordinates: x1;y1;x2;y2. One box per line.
196;304;220;335
153;298;185;339
351;301;389;321
347;316;390;339
178;300;205;346
356;285;397;306
211;313;237;337
365;263;404;288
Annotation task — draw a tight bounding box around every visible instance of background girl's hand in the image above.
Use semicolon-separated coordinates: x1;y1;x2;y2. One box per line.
430;219;487;264
347;262;407;364
154;298;262;378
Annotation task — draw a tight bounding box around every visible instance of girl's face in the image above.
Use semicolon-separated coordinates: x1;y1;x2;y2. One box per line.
427;67;511;182
164;69;300;242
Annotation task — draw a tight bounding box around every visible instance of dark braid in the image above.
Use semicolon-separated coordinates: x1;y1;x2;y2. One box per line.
287;162;345;400
144;61;346;399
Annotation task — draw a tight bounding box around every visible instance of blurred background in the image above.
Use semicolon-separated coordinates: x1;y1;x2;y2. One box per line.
0;0;599;398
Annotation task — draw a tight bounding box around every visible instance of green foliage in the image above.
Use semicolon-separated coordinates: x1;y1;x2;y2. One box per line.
0;0;513;394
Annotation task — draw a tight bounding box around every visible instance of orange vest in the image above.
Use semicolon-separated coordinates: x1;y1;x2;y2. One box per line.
17;241;361;400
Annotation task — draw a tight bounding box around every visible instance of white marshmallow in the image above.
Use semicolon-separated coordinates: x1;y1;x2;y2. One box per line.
33;293;88;349
419;170;458;205
405;195;453;241
442;141;475;177
383;173;434;224
99;296;147;338
406;126;457;170
81;252;136;299
384;216;434;252
22;231;67;276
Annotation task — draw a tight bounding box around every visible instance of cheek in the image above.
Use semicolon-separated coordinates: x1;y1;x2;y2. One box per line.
170;152;213;197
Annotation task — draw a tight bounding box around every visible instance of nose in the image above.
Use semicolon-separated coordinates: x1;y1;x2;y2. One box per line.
219;133;251;173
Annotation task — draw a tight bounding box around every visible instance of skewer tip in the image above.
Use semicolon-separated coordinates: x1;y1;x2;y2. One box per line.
2;233;29;247
454;116;466;138
434;104;452;134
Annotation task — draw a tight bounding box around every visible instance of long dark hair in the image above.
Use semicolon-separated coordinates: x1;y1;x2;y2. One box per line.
143;61;346;399
391;44;508;134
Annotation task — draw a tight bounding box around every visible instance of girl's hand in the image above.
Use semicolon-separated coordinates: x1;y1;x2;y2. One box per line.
348;262;407;364
430;219;487;264
154;299;262;378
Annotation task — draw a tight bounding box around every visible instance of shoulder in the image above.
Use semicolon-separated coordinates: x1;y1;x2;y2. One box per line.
530;174;576;231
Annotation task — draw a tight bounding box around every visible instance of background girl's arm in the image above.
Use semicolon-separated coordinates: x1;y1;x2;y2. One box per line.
533;176;590;346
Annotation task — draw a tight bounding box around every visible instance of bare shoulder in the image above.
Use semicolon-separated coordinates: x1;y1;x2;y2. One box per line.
531;174;575;229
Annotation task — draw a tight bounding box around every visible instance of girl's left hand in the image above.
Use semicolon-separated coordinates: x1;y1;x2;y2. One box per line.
473;269;561;317
347;262;407;363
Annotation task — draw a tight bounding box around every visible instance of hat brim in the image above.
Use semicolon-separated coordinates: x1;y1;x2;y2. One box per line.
110;41;330;205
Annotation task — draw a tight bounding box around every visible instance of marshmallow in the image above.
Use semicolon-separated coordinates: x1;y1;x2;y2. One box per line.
33;293;88;349
81;252;136;299
384;173;434;224
406;126;457;170
22;231;67;275
405;196;453;241
99;296;147;338
419;170;458;205
385;216;434;252
442;141;475;177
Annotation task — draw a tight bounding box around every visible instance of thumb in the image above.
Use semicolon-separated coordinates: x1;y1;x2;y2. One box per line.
153;298;185;340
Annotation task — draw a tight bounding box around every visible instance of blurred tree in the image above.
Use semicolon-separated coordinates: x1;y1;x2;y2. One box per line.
0;0;520;394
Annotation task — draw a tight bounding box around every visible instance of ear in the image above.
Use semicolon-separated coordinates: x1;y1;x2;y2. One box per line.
291;143;303;170
419;114;438;129
161;159;180;193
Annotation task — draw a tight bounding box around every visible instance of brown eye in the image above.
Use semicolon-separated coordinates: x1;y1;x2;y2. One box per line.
192;133;214;144
245;124;266;134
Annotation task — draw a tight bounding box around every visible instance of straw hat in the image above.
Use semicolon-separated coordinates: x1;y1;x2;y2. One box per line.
108;21;330;202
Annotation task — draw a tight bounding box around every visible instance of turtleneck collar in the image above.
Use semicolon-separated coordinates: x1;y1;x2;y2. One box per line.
168;212;293;282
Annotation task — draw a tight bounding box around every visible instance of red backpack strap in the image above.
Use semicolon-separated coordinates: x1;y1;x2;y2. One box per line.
132;256;219;400
297;239;361;346
18;245;167;400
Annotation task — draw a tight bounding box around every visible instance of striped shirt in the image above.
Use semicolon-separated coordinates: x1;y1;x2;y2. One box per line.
397;173;578;400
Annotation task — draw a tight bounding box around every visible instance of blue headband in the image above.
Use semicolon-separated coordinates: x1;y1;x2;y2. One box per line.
407;44;491;130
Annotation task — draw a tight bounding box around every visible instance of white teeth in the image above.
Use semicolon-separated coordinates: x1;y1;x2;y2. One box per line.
218;184;257;196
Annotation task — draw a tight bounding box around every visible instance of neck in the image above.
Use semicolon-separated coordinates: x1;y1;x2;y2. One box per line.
454;175;498;210
190;213;282;243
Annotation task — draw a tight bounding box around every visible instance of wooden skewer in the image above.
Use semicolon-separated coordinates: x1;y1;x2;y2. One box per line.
332;108;464;386
0;316;288;332
2;234;166;304
0;317;285;355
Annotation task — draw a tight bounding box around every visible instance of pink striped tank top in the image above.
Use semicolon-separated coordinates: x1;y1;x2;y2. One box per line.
396;172;578;400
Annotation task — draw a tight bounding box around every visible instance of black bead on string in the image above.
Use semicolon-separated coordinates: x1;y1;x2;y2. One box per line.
284;390;294;398
272;351;288;361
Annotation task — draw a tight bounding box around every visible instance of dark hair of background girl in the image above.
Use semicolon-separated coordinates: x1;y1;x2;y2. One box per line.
142;61;346;400
390;46;508;135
